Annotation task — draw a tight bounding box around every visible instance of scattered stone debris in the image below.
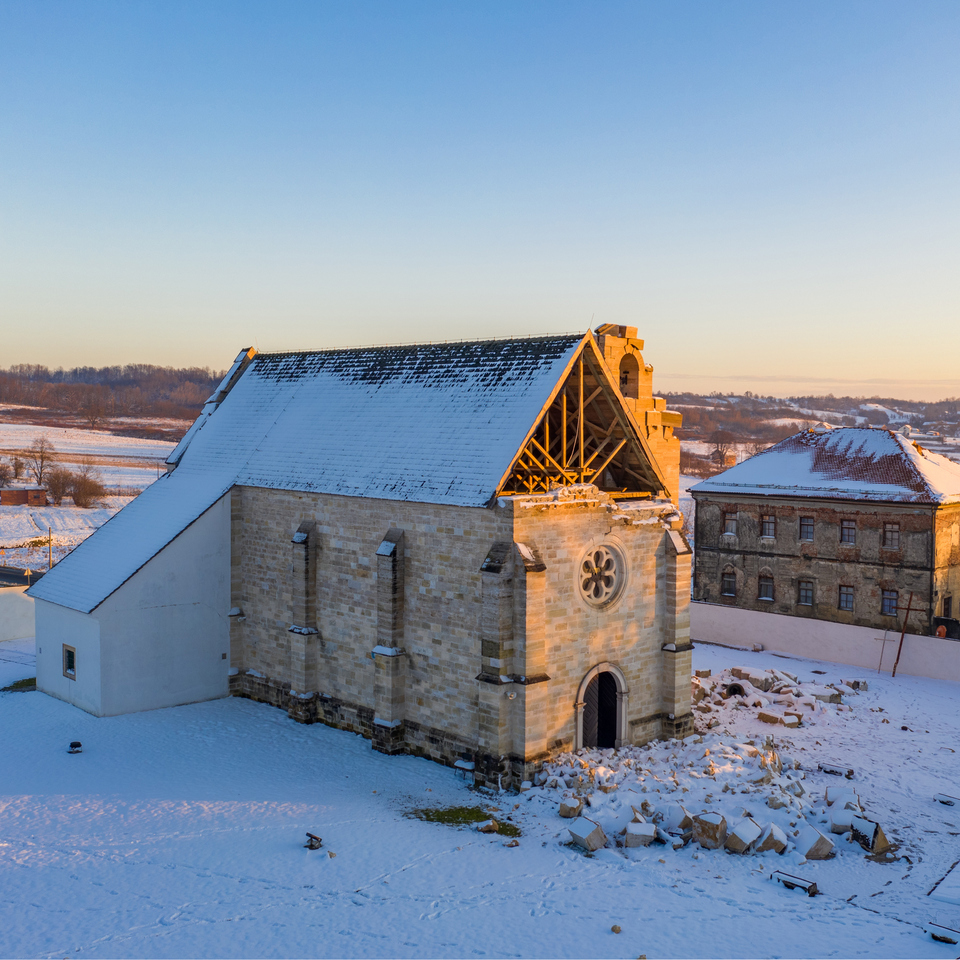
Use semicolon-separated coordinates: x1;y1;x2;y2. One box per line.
558;798;583;818
851;816;891;855
795;824;834;860
926;923;960;944
477;819;499;834
568;817;607;852
725;817;762;854
693;813;727;849
818;761;855;779
611;925;621;934
772;871;819;896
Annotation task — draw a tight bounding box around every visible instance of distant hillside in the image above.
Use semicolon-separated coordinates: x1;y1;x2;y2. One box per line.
0;364;225;437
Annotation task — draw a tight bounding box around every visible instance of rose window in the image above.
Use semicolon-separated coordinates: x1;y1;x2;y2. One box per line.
579;544;625;607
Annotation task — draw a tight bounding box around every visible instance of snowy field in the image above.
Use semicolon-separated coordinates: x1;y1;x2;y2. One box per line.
0;422;175;567
2;640;959;960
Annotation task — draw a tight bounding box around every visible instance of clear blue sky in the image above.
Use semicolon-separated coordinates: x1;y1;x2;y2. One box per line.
1;1;957;399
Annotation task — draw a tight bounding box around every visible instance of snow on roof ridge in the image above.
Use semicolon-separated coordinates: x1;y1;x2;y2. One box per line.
256;331;587;358
691;425;960;504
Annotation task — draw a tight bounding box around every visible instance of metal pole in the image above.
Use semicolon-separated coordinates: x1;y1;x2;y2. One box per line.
48;526;52;569
891;591;915;678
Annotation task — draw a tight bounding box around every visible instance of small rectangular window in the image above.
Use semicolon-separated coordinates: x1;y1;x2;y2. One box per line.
840;520;856;545
723;512;738;536
798;580;814;605
944;596;953;619
758;576;774;601
62;644;76;680
838;585;854;611
881;589;898;616
761;516;776;539
799;517;814;541
883;523;900;549
721;571;737;596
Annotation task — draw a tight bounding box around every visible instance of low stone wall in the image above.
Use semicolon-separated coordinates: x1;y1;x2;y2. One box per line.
0;587;34;642
691;600;960;683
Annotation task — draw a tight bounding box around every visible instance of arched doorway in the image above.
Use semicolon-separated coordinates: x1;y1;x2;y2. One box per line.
583;671;618;748
619;354;639;399
575;663;628;750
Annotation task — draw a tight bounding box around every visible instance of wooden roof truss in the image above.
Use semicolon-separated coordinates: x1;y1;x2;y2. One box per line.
497;339;666;499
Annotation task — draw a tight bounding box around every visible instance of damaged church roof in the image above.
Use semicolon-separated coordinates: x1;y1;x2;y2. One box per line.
30;334;587;613
692;426;960;504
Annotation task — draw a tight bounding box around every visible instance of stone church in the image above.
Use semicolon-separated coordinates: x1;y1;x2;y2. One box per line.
30;325;693;787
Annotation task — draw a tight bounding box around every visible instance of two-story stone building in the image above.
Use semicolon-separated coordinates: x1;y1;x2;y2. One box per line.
691;426;960;635
30;326;693;787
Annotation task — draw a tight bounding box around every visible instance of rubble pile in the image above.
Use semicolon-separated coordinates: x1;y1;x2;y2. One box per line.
529;670;893;865
690;666;863;731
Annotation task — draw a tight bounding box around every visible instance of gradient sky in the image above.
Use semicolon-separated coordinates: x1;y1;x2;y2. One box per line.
1;1;958;399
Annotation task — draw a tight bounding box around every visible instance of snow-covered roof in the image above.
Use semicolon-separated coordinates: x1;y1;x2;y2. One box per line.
30;334;587;613
691;427;960;505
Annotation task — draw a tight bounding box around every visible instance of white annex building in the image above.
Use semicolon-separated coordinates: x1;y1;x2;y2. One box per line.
30;326;694;786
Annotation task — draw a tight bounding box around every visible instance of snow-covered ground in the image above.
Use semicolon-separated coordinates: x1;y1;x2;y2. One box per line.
0;422;175;568
2;638;958;959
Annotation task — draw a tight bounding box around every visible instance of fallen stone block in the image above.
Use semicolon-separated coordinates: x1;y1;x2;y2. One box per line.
696;702;713;714
818;761;855;779
784;779;805;798
519;781;533;792
757;710;783;725
655;802;693;833
766;796;788;810
757;823;787;854
795;824;834;860
624;821;657;847
559;798;584;819
824;785;860;807
695;669;711;679
568;817;607;852
693;813;728;849
782;714;800;728
851;816;891;855
805;684;841;704
926;923;960;945
655;826;687;849
829;806;858;835
725;817;763;854
772;870;818;896
477;819;499;834
598;782;618;794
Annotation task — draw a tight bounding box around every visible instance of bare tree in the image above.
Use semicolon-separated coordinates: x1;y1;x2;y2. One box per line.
72;458;106;508
46;467;74;505
0;461;11;487
746;440;770;458
27;436;56;486
709;429;736;460
11;456;24;480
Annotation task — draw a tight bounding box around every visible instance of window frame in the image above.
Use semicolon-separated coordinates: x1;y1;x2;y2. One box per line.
838;585;854;612
944;596;953;619
758;575;775;601
881;589;899;617
883;523;900;550
840;520;857;545
760;515;776;539
798;580;814;606
799;517;815;541
720;571;737;597
722;512;738;537
62;644;76;680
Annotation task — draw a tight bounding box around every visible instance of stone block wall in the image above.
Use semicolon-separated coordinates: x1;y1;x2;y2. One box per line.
229;483;692;786
693;494;936;633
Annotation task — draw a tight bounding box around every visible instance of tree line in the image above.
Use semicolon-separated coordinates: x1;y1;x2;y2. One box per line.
0;363;225;425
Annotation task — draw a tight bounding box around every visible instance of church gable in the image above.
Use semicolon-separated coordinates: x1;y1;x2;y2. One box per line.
497;337;668;499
